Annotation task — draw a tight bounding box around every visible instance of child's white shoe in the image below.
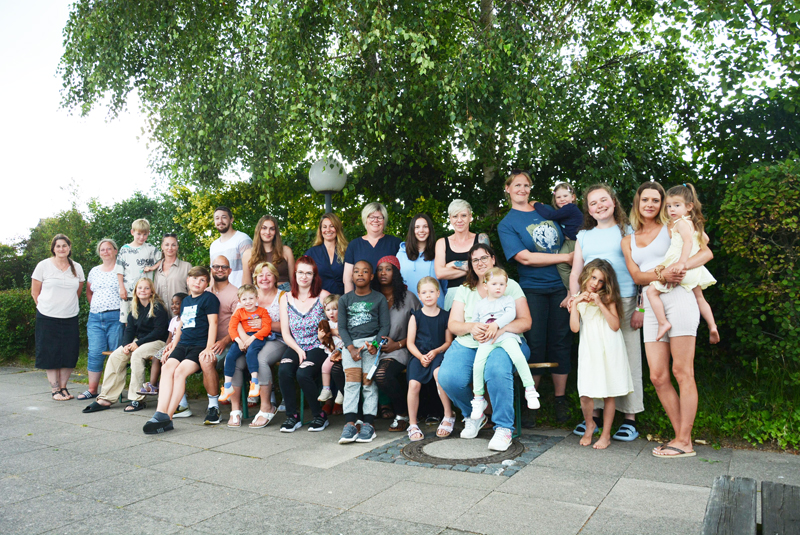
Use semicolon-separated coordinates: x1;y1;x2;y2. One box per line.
318;387;332;402
525;386;540;410
470;397;488;420
334;391;344;405
218;386;235;404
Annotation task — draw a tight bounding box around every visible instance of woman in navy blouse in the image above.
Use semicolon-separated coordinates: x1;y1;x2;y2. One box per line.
342;202;401;292
305;213;349;295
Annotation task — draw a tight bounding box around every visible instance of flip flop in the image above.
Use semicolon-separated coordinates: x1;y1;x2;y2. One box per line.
228;410;242;428
77;390;98;400
83;401;111;413
653;445;696;458
249;410;276;429
612;423;639;442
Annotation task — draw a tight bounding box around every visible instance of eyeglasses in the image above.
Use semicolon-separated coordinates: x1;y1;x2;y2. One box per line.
296;270;314;277
162;233;177;238
211;264;231;270
367;215;384;222
471;255;492;265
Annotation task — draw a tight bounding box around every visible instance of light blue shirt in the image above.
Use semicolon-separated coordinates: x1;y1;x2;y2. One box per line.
577;225;636;298
396;242;445;308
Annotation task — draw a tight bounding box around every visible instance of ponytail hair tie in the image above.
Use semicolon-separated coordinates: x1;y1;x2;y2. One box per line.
683;183;687;187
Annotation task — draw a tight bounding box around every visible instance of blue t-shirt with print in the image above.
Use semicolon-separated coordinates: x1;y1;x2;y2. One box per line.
178;292;220;347
498;208;564;289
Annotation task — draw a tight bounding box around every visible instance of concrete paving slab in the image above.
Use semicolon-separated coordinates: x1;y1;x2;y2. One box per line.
270;467;399;509
623;444;732;487
156;426;252;449
189;495;342;534
406;463;509;491
149;449;250;481
1;437;51;456
354;480;490;527
42;508;184;535
0;489;118;535
449;491;595;535
497;464;620;506
595;477;709;525
305;510;443;535
58;428;152;455
70;467;191;507
270;431;399;469
0;475;50;506
728;448;800;486
18;423;112;447
126;481;261;526
93;439;202;466
209;433;302;459
579;507;702;535
22;456;136;490
2;446;79;476
529;434;648;475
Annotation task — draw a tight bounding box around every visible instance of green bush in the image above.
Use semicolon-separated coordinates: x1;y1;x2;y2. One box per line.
0;289;37;361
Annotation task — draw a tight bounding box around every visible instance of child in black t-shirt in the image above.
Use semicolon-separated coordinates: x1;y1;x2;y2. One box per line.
533;182;583;289
144;266;219;434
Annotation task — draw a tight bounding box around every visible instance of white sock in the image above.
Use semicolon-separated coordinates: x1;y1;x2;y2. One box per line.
180;394;188;408
208;394;219;409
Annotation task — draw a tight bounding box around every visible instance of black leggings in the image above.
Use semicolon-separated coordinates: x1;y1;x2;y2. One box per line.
374;358;407;416
277;347;327;416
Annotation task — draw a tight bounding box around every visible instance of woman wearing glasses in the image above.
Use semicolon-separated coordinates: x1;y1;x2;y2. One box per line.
342;202;401;292
437;243;532;451
497;170;575;424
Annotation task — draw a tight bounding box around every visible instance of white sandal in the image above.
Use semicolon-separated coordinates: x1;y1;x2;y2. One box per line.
227;410;242;428
249;410;276;429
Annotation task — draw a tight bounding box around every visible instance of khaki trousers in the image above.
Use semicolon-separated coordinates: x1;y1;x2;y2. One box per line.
97;340;166;403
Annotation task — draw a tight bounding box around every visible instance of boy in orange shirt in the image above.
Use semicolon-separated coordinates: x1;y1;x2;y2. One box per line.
219;284;273;401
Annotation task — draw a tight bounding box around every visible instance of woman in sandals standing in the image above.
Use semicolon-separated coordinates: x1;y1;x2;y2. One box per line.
31;234;85;401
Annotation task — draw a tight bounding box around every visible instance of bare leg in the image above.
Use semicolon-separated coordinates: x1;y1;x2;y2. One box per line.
407;380;421;425
648;285;671;341
693;287;719;344
150;358;162;385
666;336;697;453
167;361;199;416
47;370;68;400
87;371;102;394
594;397;615;449
229;386;242;425
200;357;219;397
645;341;681;449
579;396;595;446
434;368;453;419
156;359;179;413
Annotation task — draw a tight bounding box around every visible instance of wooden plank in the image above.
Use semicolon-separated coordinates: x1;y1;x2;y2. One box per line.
701;476;758;535
762;481;800;535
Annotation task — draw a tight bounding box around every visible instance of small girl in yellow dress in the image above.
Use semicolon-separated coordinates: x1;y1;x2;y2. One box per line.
647;183;718;343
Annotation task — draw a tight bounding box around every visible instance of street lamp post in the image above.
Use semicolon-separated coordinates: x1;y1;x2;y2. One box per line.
308;157;347;214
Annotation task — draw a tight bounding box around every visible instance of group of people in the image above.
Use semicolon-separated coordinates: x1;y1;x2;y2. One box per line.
31;172;717;457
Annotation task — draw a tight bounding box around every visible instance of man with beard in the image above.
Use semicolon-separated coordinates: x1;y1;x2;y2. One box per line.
209;206;252;288
196;255;239;424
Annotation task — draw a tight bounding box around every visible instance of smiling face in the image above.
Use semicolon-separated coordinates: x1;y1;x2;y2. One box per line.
295;261;315;289
98;241;117;261
214;210;232;234
324;302;339;323
161;236;178;258
665;195;692;221
638;188;662;222
484;273;507;299
366;211;385;235
586;188;616;223
131;229;149;246
376;262;394;286
320;218;337;243
135;279;153;302
449;210;471;233
256;267;276;290
554;186;576;208
171;296;182;316
259;220;277;244
505;174;532;205
413;217;430;243
352;261;374;289
53;239;71;258
585;269;606;294
239;291;258;311
417;282;440;308
470;247;495;280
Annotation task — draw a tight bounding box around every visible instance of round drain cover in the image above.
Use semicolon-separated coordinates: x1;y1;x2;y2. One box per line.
403;435;525;466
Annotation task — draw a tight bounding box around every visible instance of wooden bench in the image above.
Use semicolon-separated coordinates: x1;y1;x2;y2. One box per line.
702;476;800;535
512;362;557;438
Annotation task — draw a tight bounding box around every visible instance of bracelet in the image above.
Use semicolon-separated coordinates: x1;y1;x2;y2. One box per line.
636;307;645;313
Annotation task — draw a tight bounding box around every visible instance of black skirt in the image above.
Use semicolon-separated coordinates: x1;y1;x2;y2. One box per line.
35;311;80;369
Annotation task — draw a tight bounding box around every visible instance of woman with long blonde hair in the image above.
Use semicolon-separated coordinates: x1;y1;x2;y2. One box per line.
305;213;349;294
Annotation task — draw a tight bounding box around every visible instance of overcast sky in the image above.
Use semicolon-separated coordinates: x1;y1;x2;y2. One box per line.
0;0;155;245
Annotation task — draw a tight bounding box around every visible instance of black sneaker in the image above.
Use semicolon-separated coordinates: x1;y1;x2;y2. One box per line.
204;406;220;425
522;408;537;429
308;413;329;432
280;414;302;433
554;398;570;423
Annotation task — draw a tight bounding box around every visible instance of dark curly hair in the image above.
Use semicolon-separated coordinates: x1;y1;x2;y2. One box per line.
372;263;407;309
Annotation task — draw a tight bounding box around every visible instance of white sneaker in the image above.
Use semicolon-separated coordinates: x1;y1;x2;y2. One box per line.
470;397;487;420
334;391;344;405
317;388;332;402
488;427;513;451
460;414;487;439
277;403;286;412
525;387;541;410
173;406;192;418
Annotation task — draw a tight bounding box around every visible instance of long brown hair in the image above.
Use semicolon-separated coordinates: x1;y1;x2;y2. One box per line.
50;234;77;277
404;213;436;262
578;259;623;318
312;213;348;263
629;182;669;231
249;215;286;272
465;243;498;291
666;183;707;243
582;184;629;237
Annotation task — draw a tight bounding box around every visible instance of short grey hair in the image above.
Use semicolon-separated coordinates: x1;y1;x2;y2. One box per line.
361;202;388;228
96;238;119;256
448;199;472;218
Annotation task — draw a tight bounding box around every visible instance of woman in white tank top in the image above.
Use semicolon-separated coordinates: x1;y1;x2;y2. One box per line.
621;182;713;458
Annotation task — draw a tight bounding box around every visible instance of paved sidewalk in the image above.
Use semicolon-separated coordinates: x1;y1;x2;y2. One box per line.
1;367;798;535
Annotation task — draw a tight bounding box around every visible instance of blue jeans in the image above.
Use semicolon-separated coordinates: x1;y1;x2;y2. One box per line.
87;310;123;373
224;335;267;379
438;340;531;431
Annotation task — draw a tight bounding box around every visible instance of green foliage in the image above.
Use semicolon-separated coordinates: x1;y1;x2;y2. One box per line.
0;245;33;290
0;289;37;361
20;208;93;276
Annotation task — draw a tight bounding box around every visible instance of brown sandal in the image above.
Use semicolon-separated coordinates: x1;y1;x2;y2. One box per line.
51;390;69;401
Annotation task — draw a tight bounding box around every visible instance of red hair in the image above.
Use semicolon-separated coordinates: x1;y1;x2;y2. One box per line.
291;255;322;298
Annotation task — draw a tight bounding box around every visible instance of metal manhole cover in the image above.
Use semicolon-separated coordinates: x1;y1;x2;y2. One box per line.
402;435;525;466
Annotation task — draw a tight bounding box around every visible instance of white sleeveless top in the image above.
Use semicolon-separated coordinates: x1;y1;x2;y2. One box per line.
630;225;670;272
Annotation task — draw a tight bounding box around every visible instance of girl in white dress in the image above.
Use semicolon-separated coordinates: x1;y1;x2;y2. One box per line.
570;259;634;449
647;183;718;343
